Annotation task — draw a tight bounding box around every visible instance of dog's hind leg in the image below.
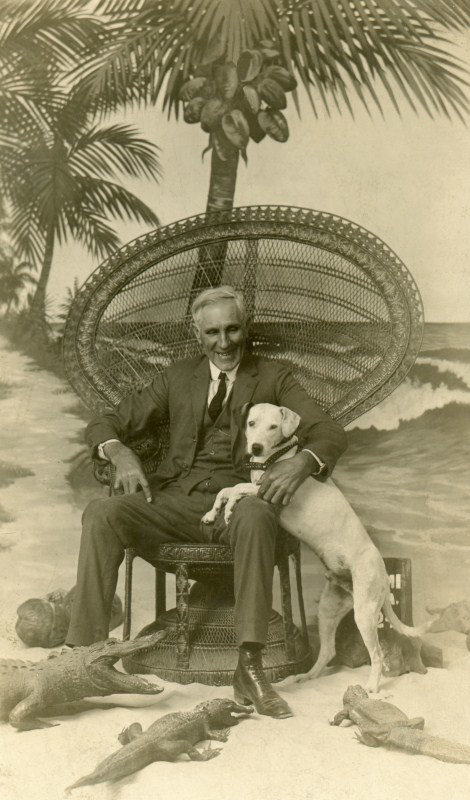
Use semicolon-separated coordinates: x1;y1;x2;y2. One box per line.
352;561;386;693
296;578;353;683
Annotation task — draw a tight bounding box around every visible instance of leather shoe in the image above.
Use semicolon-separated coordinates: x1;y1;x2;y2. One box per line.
233;647;293;719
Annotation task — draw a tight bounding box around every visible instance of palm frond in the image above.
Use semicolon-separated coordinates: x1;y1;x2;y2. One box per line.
68;124;162;182
69;0;470;121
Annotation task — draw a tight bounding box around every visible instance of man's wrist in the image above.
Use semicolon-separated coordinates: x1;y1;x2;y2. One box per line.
300;448;327;477
101;440;129;464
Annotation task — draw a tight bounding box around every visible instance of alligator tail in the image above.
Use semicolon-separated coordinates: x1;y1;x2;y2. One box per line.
385;727;470;764
382;595;432;638
66;737;155;792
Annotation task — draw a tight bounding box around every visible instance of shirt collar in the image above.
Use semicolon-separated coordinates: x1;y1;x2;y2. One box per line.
209;361;240;382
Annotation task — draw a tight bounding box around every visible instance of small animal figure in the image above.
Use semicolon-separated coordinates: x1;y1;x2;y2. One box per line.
203;403;432;692
334;612;429;675
332;685;470;764
66;698;254;791
16;586;123;648
0;632;166;730
427;601;470;634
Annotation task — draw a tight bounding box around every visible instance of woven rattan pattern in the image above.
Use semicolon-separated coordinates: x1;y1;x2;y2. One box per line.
63;206;423;474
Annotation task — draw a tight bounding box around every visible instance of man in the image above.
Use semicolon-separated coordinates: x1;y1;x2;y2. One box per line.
66;286;347;719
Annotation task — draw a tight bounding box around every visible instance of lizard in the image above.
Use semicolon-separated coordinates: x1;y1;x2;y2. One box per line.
0;631;166;730
66;698;254;791
331;685;470;764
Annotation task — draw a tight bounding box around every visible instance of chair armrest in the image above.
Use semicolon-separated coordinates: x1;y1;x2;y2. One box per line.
91;431;168;488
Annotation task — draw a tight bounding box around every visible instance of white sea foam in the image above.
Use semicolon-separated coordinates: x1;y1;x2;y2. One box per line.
348;373;470;430
418;356;470;390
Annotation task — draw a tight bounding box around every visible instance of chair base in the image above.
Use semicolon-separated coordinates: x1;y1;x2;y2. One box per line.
122;582;313;686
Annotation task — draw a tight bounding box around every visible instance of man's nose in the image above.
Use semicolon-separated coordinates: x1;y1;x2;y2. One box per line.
218;331;229;348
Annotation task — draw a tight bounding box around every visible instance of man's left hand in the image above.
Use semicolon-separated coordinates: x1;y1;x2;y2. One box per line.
256;451;315;506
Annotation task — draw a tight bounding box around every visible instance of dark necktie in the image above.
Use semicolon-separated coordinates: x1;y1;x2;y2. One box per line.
208;372;227;421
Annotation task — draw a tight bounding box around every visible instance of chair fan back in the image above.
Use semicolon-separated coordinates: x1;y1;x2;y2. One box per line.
63;206;423;431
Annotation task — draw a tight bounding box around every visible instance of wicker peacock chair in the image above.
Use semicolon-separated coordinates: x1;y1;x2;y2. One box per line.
63;205;423;685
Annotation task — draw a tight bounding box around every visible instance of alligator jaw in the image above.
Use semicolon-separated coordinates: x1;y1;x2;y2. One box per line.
90;631;167;694
93;630;167;666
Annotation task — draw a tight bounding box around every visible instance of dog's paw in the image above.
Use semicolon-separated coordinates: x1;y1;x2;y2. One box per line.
224;509;234;524
201;511;216;524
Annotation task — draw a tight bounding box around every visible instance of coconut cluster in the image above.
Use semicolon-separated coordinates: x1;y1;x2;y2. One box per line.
180;45;297;160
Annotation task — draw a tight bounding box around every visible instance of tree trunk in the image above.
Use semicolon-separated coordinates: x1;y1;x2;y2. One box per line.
28;226;54;339
189;144;239;306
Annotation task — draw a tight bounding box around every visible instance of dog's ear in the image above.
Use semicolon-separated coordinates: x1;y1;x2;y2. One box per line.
233;402;253;428
279;407;300;438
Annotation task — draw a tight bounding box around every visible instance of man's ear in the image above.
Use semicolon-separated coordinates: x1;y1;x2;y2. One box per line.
279;407;300;438
234;402;253;429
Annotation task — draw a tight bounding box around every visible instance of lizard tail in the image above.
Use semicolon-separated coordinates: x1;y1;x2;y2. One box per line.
382;594;433;638
385;727;470;764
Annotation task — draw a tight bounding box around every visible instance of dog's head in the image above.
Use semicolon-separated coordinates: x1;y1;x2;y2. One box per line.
241;403;300;458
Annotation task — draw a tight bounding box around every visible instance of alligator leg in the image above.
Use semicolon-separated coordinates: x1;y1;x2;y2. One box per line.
118;722;144;745
330;709;350;726
185;745;222;761
205;727;232;743
355;728;383;747
9;694;58;731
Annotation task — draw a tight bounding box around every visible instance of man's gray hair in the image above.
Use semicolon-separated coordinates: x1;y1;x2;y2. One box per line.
191;285;246;325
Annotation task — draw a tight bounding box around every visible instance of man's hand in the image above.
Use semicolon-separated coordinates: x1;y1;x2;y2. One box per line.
256;451;315;506
103;441;152;502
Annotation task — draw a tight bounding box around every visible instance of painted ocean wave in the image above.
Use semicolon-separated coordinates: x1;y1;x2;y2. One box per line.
348;356;470;431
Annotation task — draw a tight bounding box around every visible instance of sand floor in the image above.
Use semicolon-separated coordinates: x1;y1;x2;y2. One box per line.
0;337;469;800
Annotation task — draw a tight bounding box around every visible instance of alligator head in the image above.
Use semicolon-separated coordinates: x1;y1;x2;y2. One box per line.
82;631;167;695
197;698;254;727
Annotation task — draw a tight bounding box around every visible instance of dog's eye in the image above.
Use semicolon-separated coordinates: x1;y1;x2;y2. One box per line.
269;424;278;430
247;420;255;427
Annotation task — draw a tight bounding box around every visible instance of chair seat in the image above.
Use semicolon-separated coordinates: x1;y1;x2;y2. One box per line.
144;535;300;582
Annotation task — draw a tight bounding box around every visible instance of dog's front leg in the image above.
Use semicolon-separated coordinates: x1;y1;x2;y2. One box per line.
201;488;233;524
224;485;259;523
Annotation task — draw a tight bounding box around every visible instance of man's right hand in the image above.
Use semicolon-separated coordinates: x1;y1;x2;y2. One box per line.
103;441;152;502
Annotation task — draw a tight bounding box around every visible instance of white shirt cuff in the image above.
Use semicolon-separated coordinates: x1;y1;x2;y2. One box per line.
301;448;327;476
97;439;121;460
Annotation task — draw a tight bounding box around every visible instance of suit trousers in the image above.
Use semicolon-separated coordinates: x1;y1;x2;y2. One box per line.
66;482;279;648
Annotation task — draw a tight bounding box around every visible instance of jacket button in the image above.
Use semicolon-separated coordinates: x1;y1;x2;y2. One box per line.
182;461;188;469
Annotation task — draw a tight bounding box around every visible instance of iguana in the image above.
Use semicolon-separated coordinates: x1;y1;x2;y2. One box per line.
66;698;254;791
331;685;470;764
0;631;166;730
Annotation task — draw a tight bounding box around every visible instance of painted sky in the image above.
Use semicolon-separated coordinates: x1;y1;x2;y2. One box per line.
49;29;470;322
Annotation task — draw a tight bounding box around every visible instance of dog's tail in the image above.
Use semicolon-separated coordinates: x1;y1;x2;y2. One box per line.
382;594;434;638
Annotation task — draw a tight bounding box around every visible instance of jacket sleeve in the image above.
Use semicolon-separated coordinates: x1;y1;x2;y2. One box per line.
274;366;347;478
85;370;170;456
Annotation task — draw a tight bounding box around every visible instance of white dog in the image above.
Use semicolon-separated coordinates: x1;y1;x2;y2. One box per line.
202;403;431;693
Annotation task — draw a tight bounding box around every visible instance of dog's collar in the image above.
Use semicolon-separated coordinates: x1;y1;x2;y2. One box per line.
244;439;298;471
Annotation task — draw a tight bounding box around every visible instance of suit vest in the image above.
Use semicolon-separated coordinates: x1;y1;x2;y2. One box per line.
178;393;247;494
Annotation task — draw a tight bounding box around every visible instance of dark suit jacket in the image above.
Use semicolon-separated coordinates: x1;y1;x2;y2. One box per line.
86;354;347;483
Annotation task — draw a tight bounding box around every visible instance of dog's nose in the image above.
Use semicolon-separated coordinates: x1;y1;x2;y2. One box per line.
251;443;263;456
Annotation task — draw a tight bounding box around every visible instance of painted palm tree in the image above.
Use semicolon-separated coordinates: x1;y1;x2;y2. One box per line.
0;0;104;154
72;0;470;222
0;108;162;325
0;1;162;327
0;249;37;318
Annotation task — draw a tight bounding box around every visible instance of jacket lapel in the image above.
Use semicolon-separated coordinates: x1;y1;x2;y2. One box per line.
191;358;211;434
230;354;259;462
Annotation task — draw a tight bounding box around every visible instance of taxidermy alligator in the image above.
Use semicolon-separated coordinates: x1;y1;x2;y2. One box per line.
67;698;254;791
331;685;470;764
0;632;166;730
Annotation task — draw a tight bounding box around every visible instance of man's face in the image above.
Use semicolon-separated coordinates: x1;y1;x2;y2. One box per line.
194;299;247;372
